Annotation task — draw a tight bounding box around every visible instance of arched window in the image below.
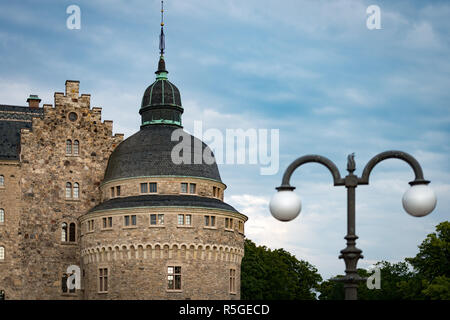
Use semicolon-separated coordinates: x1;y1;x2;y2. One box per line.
73;183;79;199
0;175;4;187
66;140;72;154
61;223;68;242
0;246;4;260
73;140;79;155
65;182;72;198
0;209;4;224
69;223;76;242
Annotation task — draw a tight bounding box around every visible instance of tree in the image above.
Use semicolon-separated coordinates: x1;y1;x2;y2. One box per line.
406;221;450;281
318;221;450;300
241;239;322;299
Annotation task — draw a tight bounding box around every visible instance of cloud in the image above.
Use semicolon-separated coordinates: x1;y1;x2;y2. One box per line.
0;0;449;281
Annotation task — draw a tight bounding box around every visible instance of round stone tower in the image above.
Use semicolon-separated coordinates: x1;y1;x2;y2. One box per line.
79;22;247;299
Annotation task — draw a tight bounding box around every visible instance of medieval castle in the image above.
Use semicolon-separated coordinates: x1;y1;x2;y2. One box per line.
0;10;247;299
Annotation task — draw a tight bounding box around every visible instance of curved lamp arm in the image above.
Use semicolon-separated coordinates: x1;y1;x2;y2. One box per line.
358;150;429;186
277;155;344;191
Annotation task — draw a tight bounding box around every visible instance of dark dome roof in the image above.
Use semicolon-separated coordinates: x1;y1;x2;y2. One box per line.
141;78;182;109
103;125;222;183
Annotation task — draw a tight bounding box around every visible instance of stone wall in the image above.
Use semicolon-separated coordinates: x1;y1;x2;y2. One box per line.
13;80;122;299
79;206;245;299
101;176;226;202
0;160;22;299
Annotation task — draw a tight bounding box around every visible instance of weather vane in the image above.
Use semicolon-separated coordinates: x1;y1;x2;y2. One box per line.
159;0;165;56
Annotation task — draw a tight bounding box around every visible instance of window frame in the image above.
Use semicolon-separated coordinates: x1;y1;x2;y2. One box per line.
229;268;237;294
0;208;4;224
102;217;113;230
73;182;80;199
150;214;164;227
123;215;137;228
0;246;4;261
140;183;148;194
0;175;4;187
225;217;234;231
87;219;95;232
177;214;192;227
61;222;68;242
167;266;182;291
73;140;79;155
98;267;109;293
65;182;72;199
66;139;72;155
204;215;216;229
148;182;157;193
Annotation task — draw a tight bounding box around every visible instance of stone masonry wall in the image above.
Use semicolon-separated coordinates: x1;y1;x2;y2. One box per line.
101;177;226;202
15;80;122;299
0;161;22;299
79;206;245;299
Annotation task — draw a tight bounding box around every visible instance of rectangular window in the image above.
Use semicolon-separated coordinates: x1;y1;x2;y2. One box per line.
66;186;72;199
167;266;181;290
225;218;234;230
123;215;137;226
116;186;121;196
213;186;217;197
110;187;115;198
140;183;148;194
178;214;191;226
102;217;112;229
88;220;94;231
150;214;164;226
181;183;188;193
62;274;68;293
217;188;221;198
230;269;236;294
99;268;108;293
204;215;216;227
189;183;196;194
149;183;157;193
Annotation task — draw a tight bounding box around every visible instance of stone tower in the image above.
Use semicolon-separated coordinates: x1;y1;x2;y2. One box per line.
79;35;247;300
0;4;247;300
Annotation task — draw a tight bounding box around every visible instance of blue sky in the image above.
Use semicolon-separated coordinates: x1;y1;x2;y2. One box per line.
0;0;449;280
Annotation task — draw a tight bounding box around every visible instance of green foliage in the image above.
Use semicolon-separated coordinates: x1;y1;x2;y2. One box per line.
241;239;322;300
406;221;450;281
318;221;450;300
242;221;449;300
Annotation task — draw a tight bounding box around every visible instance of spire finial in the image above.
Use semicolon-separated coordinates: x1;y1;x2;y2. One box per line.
159;0;165;56
156;1;168;77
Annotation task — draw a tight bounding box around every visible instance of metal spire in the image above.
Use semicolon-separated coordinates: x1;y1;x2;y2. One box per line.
159;0;165;56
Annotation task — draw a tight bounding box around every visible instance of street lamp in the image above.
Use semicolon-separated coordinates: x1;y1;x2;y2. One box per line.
269;150;437;300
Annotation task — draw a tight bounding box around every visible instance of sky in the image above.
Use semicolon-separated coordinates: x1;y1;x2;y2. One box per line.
0;0;449;280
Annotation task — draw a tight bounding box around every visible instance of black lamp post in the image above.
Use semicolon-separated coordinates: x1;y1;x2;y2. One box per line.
269;150;437;300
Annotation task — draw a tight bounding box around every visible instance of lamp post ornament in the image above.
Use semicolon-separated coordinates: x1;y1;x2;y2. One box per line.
269;150;437;300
